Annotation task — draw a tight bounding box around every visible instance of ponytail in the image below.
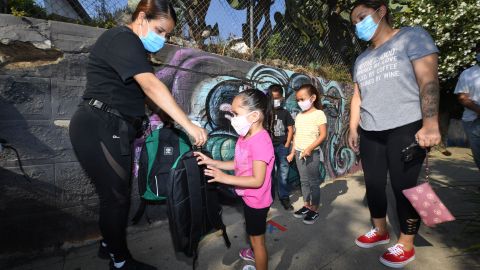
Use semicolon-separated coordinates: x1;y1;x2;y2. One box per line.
237;89;273;130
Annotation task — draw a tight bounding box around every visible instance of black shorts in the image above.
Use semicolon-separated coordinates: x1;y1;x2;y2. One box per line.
243;202;269;236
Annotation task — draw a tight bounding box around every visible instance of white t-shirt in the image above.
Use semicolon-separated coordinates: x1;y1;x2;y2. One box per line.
454;65;480;122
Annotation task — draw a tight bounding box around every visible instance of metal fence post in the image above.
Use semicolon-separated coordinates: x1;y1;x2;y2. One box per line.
250;0;254;61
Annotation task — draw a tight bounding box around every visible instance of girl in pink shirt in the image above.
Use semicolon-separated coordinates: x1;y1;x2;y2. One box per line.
195;89;275;270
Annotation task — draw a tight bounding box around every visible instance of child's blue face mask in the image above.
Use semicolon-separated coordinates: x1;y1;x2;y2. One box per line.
140;20;166;53
355;9;382;42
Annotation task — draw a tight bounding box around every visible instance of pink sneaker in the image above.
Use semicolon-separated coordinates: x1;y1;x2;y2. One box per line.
239;248;255;262
355;228;390;248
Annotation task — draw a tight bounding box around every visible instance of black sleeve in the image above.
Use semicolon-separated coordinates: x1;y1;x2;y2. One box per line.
285;110;294;126
103;31;154;82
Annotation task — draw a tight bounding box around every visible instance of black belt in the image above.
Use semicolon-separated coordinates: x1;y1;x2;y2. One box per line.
88;99;124;118
86;99;148;155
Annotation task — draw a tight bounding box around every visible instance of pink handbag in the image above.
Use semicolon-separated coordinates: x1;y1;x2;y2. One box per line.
402;154;455;227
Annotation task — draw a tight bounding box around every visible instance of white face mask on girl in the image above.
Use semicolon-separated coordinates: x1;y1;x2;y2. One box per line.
297;98;313;111
230;111;258;136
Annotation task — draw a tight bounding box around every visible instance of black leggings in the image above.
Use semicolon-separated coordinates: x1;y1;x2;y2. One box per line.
69;104;137;261
360;120;425;235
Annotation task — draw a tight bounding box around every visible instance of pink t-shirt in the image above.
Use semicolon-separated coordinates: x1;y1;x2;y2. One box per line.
234;129;275;209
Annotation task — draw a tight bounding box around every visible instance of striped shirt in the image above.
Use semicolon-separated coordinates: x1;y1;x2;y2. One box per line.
294;109;327;151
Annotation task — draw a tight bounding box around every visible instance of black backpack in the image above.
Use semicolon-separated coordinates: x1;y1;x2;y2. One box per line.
133;127;230;268
166;150;231;266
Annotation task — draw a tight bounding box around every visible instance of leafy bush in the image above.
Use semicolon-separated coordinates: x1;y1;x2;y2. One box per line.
7;0;47;18
394;0;480;81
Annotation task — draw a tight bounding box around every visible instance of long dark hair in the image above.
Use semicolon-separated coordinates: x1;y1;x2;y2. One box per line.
237;89;273;132
296;84;323;110
350;0;391;25
132;0;177;24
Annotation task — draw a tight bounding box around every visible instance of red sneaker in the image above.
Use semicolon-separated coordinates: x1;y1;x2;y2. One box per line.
355;228;390;248
380;244;415;268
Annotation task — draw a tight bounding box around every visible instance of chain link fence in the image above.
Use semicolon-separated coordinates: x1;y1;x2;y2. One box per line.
2;0;363;79
173;0;363;74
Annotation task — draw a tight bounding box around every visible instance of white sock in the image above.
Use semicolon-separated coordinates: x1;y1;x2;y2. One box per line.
114;260;126;268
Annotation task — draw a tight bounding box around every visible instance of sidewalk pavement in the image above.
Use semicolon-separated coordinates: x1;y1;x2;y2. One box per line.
7;147;480;270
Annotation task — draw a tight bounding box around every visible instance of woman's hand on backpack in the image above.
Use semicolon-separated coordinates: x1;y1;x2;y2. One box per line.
185;122;208;146
204;166;227;184
194;151;216;167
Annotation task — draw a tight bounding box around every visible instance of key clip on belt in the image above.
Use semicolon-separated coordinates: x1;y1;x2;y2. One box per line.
89;99;110;113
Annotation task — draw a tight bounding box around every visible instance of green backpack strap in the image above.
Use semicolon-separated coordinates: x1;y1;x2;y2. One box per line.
172;129;193;169
145;130;160;178
132;130;160;224
142;129;167;201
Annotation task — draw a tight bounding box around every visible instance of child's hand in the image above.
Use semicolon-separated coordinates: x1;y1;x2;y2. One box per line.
286;153;294;163
301;147;313;158
194;151;216;167
204;166;227;184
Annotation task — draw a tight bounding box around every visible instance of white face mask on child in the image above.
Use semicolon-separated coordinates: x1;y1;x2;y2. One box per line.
297;98;313;111
273;99;282;108
230;111;257;136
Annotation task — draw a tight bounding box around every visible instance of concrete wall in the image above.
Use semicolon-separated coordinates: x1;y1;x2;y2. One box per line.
0;14;360;259
0;15;107;261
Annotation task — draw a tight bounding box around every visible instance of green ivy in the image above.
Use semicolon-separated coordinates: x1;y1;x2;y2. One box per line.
7;0;47;18
264;33;284;61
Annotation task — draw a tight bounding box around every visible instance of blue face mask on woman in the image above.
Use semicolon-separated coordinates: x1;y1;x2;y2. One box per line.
140;20;166;53
355;9;383;42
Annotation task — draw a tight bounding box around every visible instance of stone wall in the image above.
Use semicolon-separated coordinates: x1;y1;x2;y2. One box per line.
0;15;107;261
0;14;360;260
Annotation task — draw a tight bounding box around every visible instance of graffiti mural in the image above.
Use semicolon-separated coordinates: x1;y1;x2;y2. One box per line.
155;47;360;180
